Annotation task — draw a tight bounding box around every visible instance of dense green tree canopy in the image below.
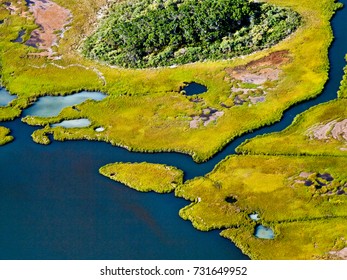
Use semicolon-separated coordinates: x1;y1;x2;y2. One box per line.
83;0;300;68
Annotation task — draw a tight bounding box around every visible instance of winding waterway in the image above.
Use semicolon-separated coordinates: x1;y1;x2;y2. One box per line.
1;1;347;259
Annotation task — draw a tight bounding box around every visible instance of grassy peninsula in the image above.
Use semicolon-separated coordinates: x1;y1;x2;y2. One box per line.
99;162;183;193
175;155;347;259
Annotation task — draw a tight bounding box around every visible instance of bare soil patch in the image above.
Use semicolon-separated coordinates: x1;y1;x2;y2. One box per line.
26;0;72;57
226;50;291;84
307;119;347;142
225;50;291;107
329;247;347;260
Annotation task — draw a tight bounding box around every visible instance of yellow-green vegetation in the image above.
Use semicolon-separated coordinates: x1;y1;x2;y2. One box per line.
221;218;347;260
237;99;347;156
338;55;347;98
0;0;341;162
237;54;347;156
175;155;347;259
0;126;13;145
99;162;184;193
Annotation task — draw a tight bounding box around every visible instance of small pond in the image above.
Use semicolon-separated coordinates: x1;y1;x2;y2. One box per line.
25;0;34;6
11;29;26;43
24;91;107;117
0;88;17;106
249;213;260;221
182;82;207;95
51;118;91;128
254;225;275;240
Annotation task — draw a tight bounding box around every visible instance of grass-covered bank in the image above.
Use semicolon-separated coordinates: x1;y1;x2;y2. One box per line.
1;0;341;162
221;217;347;260
0;126;13;145
236;99;347;156
237;54;347;156
175;155;347;259
99;162;184;193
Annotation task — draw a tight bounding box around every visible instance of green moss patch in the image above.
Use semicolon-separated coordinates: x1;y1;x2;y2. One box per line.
99;162;184;193
0;126;14;145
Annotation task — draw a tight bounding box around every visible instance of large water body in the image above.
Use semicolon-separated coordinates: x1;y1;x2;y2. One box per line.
1;1;347;259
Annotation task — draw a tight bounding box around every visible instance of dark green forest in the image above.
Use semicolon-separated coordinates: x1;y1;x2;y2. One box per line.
83;0;300;68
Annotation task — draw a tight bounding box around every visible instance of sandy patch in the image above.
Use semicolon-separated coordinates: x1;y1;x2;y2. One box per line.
307;119;347;142
249;96;265;104
190;108;224;129
26;0;72;57
329;247;347;260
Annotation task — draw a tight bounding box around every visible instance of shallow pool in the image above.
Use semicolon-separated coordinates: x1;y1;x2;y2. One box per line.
51;119;91;128
254;225;275;240
24;91;106;117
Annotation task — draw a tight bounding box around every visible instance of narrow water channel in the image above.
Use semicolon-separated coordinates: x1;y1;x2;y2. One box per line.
1;1;347;259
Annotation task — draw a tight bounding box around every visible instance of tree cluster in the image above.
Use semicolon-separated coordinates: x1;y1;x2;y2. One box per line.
83;0;300;68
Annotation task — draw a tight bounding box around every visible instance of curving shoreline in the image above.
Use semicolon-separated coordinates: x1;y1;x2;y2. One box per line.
2;0;347;260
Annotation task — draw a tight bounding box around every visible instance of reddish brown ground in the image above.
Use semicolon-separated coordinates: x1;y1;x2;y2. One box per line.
225;50;291;84
26;0;71;57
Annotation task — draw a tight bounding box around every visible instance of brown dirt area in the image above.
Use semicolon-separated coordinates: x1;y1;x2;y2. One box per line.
190;108;224;129
225;50;291;84
26;0;71;57
307;119;347;142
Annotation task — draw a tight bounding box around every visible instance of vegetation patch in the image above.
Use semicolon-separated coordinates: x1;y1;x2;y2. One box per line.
338;55;347;98
99;162;184;193
0;126;13;145
221;218;347;259
174;155;347;259
237;99;347;156
83;0;300;68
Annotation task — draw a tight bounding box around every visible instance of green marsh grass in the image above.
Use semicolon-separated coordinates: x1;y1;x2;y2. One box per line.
0;126;13;145
99;162;184;193
175;155;347;259
237;99;347;156
0;0;341;161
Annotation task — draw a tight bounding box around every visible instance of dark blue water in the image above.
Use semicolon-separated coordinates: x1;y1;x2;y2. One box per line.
11;30;25;43
182;82;207;95
25;0;34;6
0;119;247;259
1;1;347;259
